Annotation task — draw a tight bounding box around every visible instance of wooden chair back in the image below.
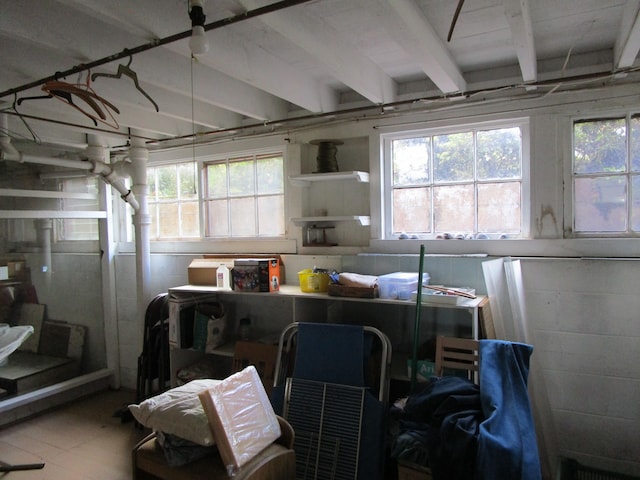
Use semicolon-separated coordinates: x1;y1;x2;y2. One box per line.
434;335;480;383
232;341;279;396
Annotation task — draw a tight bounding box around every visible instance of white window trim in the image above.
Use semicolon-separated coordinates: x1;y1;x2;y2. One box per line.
565;110;640;239
379;117;531;240
117;136;297;254
199;146;286;239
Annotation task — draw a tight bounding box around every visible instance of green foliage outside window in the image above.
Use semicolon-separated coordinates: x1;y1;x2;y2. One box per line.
388;124;523;238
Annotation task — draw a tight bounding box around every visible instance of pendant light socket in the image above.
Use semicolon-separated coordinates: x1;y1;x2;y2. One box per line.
188;0;209;56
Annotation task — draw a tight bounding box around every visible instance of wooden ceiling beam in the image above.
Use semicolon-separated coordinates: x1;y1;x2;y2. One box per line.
503;0;537;84
614;0;640;69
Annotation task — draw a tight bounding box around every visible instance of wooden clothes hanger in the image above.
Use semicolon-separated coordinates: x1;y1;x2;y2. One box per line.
91;56;159;112
41;74;121;129
18;72;121;129
17;89;100;127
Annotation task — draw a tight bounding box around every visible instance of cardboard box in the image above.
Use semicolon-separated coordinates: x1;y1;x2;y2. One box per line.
407;359;436;382
7;261;26;278
232;258;280;292
187;258;233;286
407;359;471;382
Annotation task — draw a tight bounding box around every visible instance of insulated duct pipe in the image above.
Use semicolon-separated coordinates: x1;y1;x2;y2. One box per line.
128;134;152;343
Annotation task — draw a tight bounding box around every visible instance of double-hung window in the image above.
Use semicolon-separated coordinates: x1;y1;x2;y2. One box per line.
55;176;100;241
203;151;285;238
572;115;640;235
147;162;199;240
382;120;527;239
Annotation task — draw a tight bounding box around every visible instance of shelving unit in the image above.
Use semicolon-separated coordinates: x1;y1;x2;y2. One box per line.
288;170;371;245
167;284;487;387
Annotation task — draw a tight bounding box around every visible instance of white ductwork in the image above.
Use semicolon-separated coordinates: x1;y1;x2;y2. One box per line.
0;114;140;211
127;133;152;346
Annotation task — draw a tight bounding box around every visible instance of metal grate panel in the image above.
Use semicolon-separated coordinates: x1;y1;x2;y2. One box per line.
284;378;365;480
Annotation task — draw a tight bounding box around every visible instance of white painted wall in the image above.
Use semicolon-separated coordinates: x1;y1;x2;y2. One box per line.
520;258;640;476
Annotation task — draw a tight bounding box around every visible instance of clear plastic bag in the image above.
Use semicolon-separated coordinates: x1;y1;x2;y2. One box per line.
0;324;34;366
198;366;281;475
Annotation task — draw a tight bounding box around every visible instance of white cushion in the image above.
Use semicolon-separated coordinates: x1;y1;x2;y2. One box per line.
129;379;221;446
198;366;281;474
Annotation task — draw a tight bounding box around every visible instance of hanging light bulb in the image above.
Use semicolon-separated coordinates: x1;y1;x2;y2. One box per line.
189;25;208;56
188;0;209;56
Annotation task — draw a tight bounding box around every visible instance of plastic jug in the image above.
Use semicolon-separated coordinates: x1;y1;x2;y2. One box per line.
216;264;231;289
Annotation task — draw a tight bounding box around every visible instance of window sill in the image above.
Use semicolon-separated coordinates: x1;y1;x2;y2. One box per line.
118;239;297;255
368;238;640;259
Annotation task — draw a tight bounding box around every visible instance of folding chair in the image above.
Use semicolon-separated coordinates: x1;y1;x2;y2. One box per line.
271;322;392;480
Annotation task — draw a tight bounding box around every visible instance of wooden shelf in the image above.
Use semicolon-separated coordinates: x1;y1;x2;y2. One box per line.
288;171;369;186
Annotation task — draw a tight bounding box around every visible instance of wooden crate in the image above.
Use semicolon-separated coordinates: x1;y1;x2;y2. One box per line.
397;462;433;480
327;284;377;298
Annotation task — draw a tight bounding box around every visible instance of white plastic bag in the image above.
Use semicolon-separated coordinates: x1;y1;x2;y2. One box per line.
0;324;34;366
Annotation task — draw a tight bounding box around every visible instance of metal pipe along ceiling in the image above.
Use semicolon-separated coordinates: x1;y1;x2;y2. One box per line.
0;0;316;100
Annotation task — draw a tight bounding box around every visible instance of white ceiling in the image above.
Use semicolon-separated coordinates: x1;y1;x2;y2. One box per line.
1;0;639;157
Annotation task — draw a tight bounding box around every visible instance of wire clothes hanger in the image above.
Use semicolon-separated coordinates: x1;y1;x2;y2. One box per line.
91;55;159;112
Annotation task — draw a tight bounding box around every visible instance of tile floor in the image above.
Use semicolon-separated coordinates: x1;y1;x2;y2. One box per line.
0;389;148;480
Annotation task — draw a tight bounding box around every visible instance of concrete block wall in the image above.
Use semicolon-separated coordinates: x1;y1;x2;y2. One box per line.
520;258;640;476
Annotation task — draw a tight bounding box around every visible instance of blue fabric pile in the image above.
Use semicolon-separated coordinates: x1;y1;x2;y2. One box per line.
391;340;541;480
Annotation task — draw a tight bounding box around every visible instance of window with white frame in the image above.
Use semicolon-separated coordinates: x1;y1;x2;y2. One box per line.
572;115;640;235
55;176;100;241
203;151;285;238
383;120;527;239
147;162;199;240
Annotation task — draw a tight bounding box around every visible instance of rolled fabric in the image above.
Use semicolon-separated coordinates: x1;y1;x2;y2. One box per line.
338;272;378;288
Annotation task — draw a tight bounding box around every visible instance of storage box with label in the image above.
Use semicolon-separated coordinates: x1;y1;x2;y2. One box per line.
407;359;472;382
232;258;280;292
407;359;436;382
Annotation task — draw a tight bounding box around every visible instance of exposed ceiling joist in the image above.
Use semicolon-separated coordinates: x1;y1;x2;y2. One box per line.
614;0;640;69
1;0;636;157
384;0;467;94
503;0;537;83
237;0;397;105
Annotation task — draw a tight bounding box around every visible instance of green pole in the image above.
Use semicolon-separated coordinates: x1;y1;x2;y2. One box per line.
410;244;425;392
